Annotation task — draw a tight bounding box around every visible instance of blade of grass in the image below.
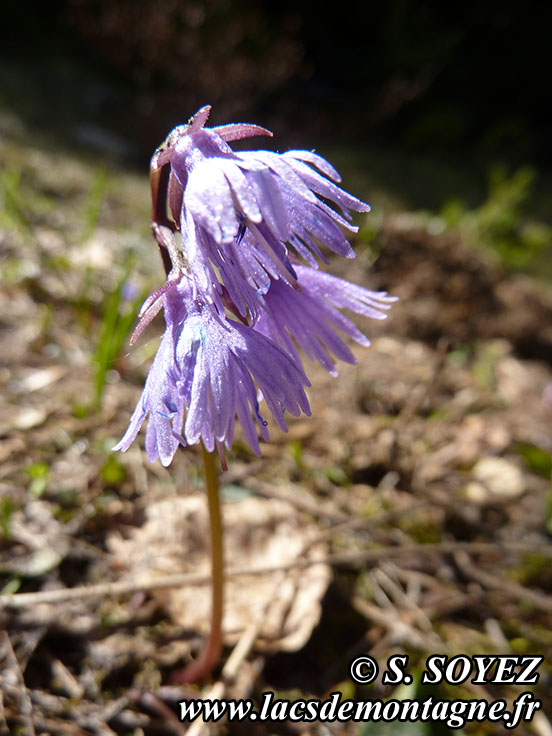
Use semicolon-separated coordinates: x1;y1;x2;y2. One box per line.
92;261;147;411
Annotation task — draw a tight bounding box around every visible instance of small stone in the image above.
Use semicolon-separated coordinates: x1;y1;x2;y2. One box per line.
472;457;524;499
464;481;488;503
14;407;47;430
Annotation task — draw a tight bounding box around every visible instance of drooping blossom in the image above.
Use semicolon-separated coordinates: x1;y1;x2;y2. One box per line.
114;277;311;466
116;107;396;465
151;106;370;319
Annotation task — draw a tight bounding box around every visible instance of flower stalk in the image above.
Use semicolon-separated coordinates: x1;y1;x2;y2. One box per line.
173;443;224;683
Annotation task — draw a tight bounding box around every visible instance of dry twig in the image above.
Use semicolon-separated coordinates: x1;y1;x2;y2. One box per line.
0;631;36;736
2;541;550;611
454;550;552;614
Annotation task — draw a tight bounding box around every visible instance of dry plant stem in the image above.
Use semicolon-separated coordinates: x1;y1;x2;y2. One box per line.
3;541;552;610
173;443;224;684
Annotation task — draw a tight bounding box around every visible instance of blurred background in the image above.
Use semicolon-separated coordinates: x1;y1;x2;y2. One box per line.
3;0;552;269
2;2;552;734
3;0;552;163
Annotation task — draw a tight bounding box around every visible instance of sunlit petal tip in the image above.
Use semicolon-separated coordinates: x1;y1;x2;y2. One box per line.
188;105;212;131
214;123;274;142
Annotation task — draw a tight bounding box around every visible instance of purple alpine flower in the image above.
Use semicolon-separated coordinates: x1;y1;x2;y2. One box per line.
150;105;370;317
116;107;396;466
114;277;311;466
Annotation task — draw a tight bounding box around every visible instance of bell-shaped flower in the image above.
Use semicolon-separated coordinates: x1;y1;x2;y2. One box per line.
117;107;397;468
113;278;311;466
154;106;371;317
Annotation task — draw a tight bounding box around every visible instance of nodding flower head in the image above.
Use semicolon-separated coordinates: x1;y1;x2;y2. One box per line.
150;105;371;318
114;277;311;467
117;107;396;466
